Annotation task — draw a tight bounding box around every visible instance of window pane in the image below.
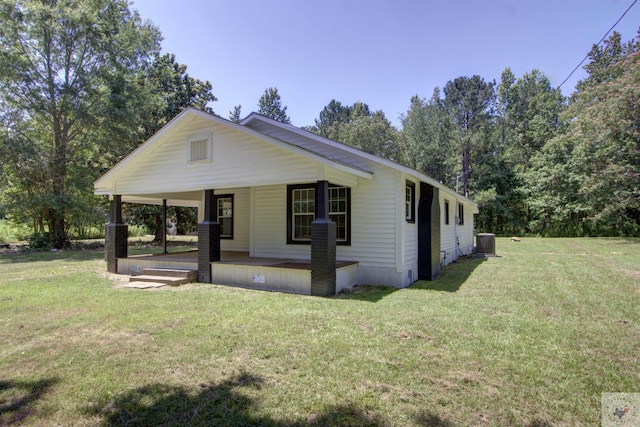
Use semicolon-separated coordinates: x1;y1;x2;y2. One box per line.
294;214;313;240
220;218;232;237
330;213;347;242
405;185;413;220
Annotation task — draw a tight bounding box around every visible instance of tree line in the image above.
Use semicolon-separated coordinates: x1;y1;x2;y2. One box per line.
0;0;638;249
280;33;640;237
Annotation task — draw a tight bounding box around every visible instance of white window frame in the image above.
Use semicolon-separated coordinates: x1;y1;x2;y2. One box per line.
405;181;415;222
292;188;315;242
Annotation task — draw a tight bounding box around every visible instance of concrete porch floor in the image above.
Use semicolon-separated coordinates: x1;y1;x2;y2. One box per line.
117;250;359;294
124;250;357;269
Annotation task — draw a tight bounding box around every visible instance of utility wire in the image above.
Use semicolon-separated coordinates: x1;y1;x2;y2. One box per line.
558;0;638;90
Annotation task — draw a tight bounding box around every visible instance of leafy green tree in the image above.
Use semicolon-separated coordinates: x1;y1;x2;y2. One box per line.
0;0;161;247
308;100;398;159
124;53;217;242
525;31;640;236
257;87;291;124
229;104;242;123
443;75;496;197
576;31;639;92
140;53;217;139
399;89;455;184
313;99;353;137
499;69;565;168
476;68;565;233
337;110;399;160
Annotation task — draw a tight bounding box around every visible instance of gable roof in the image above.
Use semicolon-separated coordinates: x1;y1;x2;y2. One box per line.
94;108;373;194
95;107;477;210
240;112;477;207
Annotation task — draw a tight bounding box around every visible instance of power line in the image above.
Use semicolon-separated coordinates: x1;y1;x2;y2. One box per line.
557;0;638;90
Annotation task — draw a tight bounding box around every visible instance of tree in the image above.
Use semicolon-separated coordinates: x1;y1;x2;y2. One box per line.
257;87;291;124
576;31;639;92
399;89;455;184
308;100;398;159
338;110;399;160
0;0;161;247
229;104;242;123
313;99;353;137
476;68;566;233
499;69;565;168
443;75;496;197
124;53;217;242
140;53;217;139
525;31;640;236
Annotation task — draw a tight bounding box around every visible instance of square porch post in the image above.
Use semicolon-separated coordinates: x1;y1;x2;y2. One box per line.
311;180;337;296
198;189;221;283
105;195;128;273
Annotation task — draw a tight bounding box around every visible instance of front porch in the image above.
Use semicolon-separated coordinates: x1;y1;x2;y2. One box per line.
116;250;358;295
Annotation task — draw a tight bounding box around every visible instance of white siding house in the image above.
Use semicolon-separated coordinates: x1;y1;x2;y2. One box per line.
95;108;478;294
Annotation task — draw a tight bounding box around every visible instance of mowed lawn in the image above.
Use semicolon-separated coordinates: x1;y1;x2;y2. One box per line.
0;238;638;426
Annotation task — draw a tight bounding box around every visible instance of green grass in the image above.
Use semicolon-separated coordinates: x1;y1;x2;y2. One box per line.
0;238;638;426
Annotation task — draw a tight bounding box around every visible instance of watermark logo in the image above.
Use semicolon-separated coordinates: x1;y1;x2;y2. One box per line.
602;393;640;426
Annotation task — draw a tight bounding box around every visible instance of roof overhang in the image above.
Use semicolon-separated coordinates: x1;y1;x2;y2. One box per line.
94;108;373;197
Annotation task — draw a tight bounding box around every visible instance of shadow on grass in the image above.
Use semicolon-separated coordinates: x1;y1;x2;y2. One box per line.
86;372;384;426
413;410;456;426
335;285;399;303
410;256;487;293
0;377;59;425
339;256;488;301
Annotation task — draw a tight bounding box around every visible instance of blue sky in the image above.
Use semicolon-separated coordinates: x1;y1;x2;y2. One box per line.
132;0;640;128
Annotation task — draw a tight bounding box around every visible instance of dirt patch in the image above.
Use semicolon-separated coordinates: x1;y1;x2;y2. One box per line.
622;269;640;281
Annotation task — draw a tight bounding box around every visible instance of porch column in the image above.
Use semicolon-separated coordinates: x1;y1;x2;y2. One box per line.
418;183;441;280
198;189;221;283
105;195;128;273
311;180;337;296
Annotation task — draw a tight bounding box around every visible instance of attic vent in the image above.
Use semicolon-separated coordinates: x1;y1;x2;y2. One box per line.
190;139;209;161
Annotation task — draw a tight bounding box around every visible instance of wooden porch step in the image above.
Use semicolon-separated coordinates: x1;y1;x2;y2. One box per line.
129;275;192;286
142;268;197;280
129;268;197;286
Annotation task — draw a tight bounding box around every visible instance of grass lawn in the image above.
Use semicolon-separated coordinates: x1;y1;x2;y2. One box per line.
0;238;638;426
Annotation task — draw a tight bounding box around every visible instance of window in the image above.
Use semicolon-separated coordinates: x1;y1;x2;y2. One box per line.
215;194;233;239
292;188;315;241
405;181;415;222
329;186;348;241
287;184;351;245
444;200;450;225
457;203;464;225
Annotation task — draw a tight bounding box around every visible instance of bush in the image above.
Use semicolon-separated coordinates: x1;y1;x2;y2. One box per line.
127;224;150;238
0;220;31;243
26;232;56;249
